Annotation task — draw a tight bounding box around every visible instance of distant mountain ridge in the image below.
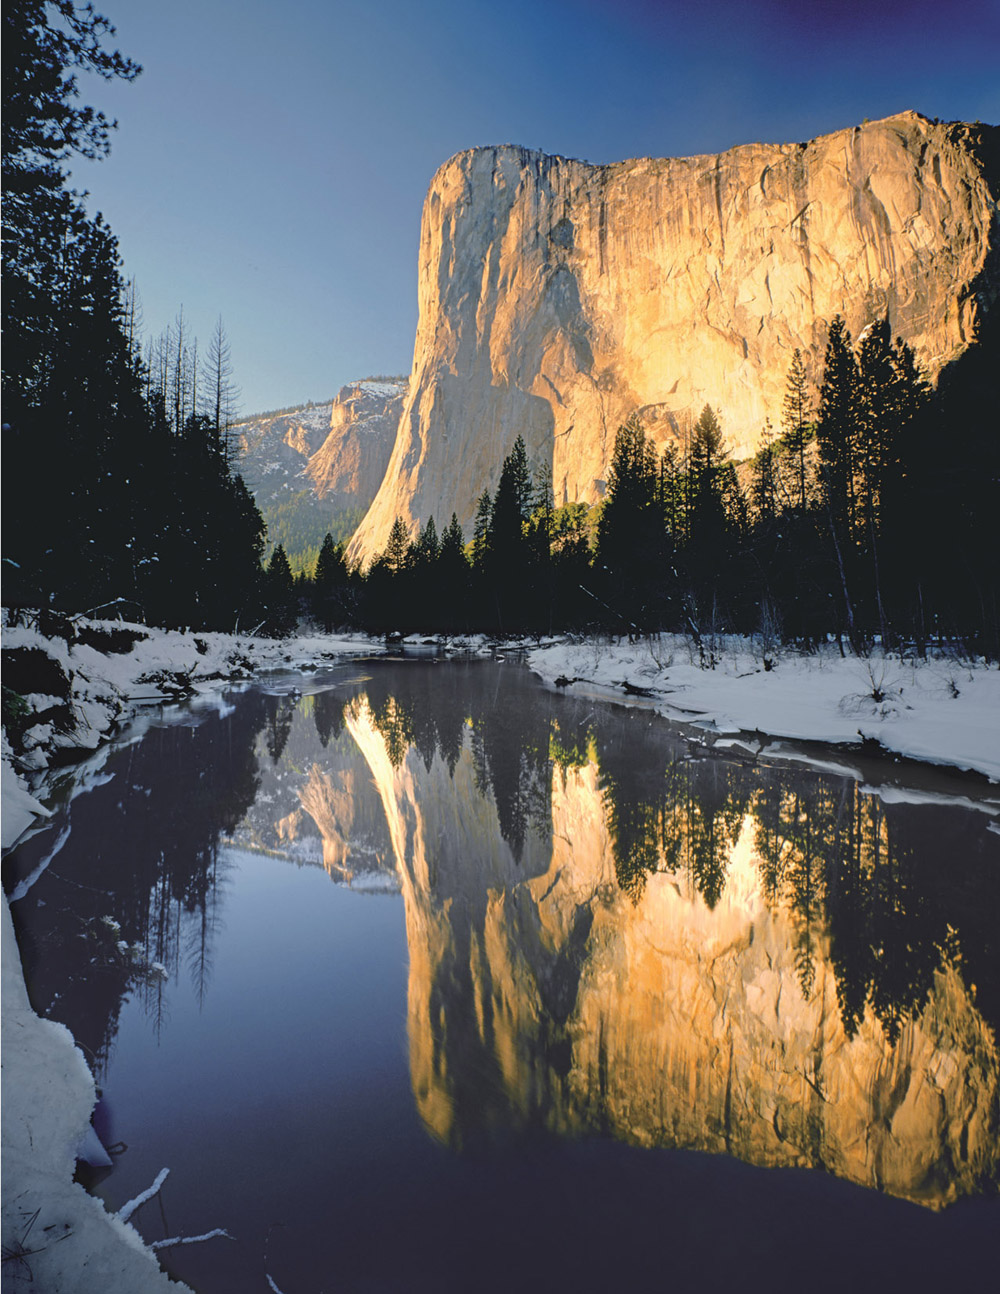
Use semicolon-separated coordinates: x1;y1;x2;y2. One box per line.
233;378;407;567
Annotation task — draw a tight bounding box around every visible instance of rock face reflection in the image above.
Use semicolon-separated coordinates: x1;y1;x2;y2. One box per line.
340;670;998;1211
7;662;996;1216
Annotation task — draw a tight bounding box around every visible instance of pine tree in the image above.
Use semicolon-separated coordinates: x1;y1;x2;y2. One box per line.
313;531;347;631
440;514;465;564
595;414;665;631
856;317;898;642
3;1;142;607
200;315;240;461
263;544;297;637
750;419;779;526
683;405;746;628
315;531;344;586
383;517;411;574
856;318;896;535
488;435;532;562
781;348;812;511
687;404;727;544
816;316;860;540
472;491;492;571
435;513;470;631
815;316;862;647
413;515;439;564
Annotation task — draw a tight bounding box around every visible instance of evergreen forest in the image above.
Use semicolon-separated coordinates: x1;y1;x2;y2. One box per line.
304;316;999;661
2;1;264;630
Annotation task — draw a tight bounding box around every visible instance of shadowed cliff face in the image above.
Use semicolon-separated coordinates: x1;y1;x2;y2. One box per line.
350;111;998;563
341;682;998;1211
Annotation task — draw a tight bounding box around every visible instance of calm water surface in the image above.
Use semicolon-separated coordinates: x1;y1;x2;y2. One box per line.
5;658;999;1293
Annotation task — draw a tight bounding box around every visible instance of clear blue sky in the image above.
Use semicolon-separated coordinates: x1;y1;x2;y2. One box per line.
71;0;1000;417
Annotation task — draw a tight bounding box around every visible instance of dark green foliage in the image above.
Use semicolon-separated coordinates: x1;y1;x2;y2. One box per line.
816;316;860;536
781;348;813;511
2;1;141;168
2;1;266;631
295;312;994;656
311;532;352;631
383;518;411;574
471;491;492;571
261;544;297;637
595;413;667;633
261;497;363;575
484;436;535;630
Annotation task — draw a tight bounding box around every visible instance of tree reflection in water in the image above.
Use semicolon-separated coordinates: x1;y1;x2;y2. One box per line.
5;659;998;1213
350;666;998;1049
5;692;269;1073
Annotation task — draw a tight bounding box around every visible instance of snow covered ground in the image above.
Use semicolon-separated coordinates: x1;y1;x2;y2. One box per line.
523;634;1000;784
3;615;998;1290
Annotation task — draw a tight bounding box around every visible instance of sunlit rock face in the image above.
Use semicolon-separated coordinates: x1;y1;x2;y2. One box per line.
297;765;362;877
305;379;408;506
349;111;998;563
233;380;406;550
234;403;332;508
345;697;553;1141
348;708;998;1209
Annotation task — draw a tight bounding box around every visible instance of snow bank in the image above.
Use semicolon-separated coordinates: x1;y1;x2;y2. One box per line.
1;612;378;1291
1;893;178;1291
524;636;1000;784
1;611;376;779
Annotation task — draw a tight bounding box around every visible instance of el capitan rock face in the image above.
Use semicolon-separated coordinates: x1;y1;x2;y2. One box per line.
349;111;998;564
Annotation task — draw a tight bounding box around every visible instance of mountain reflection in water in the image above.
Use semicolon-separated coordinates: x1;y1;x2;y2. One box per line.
6;659;998;1230
332;662;998;1212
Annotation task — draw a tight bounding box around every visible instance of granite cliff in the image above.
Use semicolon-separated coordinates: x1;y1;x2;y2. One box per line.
234;378;406;563
349;111;998;564
304;380;408;506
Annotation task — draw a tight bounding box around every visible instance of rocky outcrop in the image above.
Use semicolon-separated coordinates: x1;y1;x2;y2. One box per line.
234;403;333;508
233;381;406;561
235;380;406;512
349;111;998;564
305;380;407;507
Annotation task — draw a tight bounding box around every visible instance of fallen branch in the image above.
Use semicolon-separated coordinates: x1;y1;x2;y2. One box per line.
117;1167;169;1222
150;1228;234;1251
9;825;71;902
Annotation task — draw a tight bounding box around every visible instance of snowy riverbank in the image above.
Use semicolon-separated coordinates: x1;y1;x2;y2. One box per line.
2;613;379;1293
524;635;1000;785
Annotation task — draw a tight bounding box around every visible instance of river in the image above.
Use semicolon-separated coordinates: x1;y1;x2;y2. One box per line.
4;657;998;1292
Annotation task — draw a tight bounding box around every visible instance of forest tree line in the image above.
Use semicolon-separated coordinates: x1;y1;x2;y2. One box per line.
3;1;265;630
288;310;999;659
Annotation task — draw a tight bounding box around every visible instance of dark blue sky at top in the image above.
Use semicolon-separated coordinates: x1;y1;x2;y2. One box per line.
71;0;1000;415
